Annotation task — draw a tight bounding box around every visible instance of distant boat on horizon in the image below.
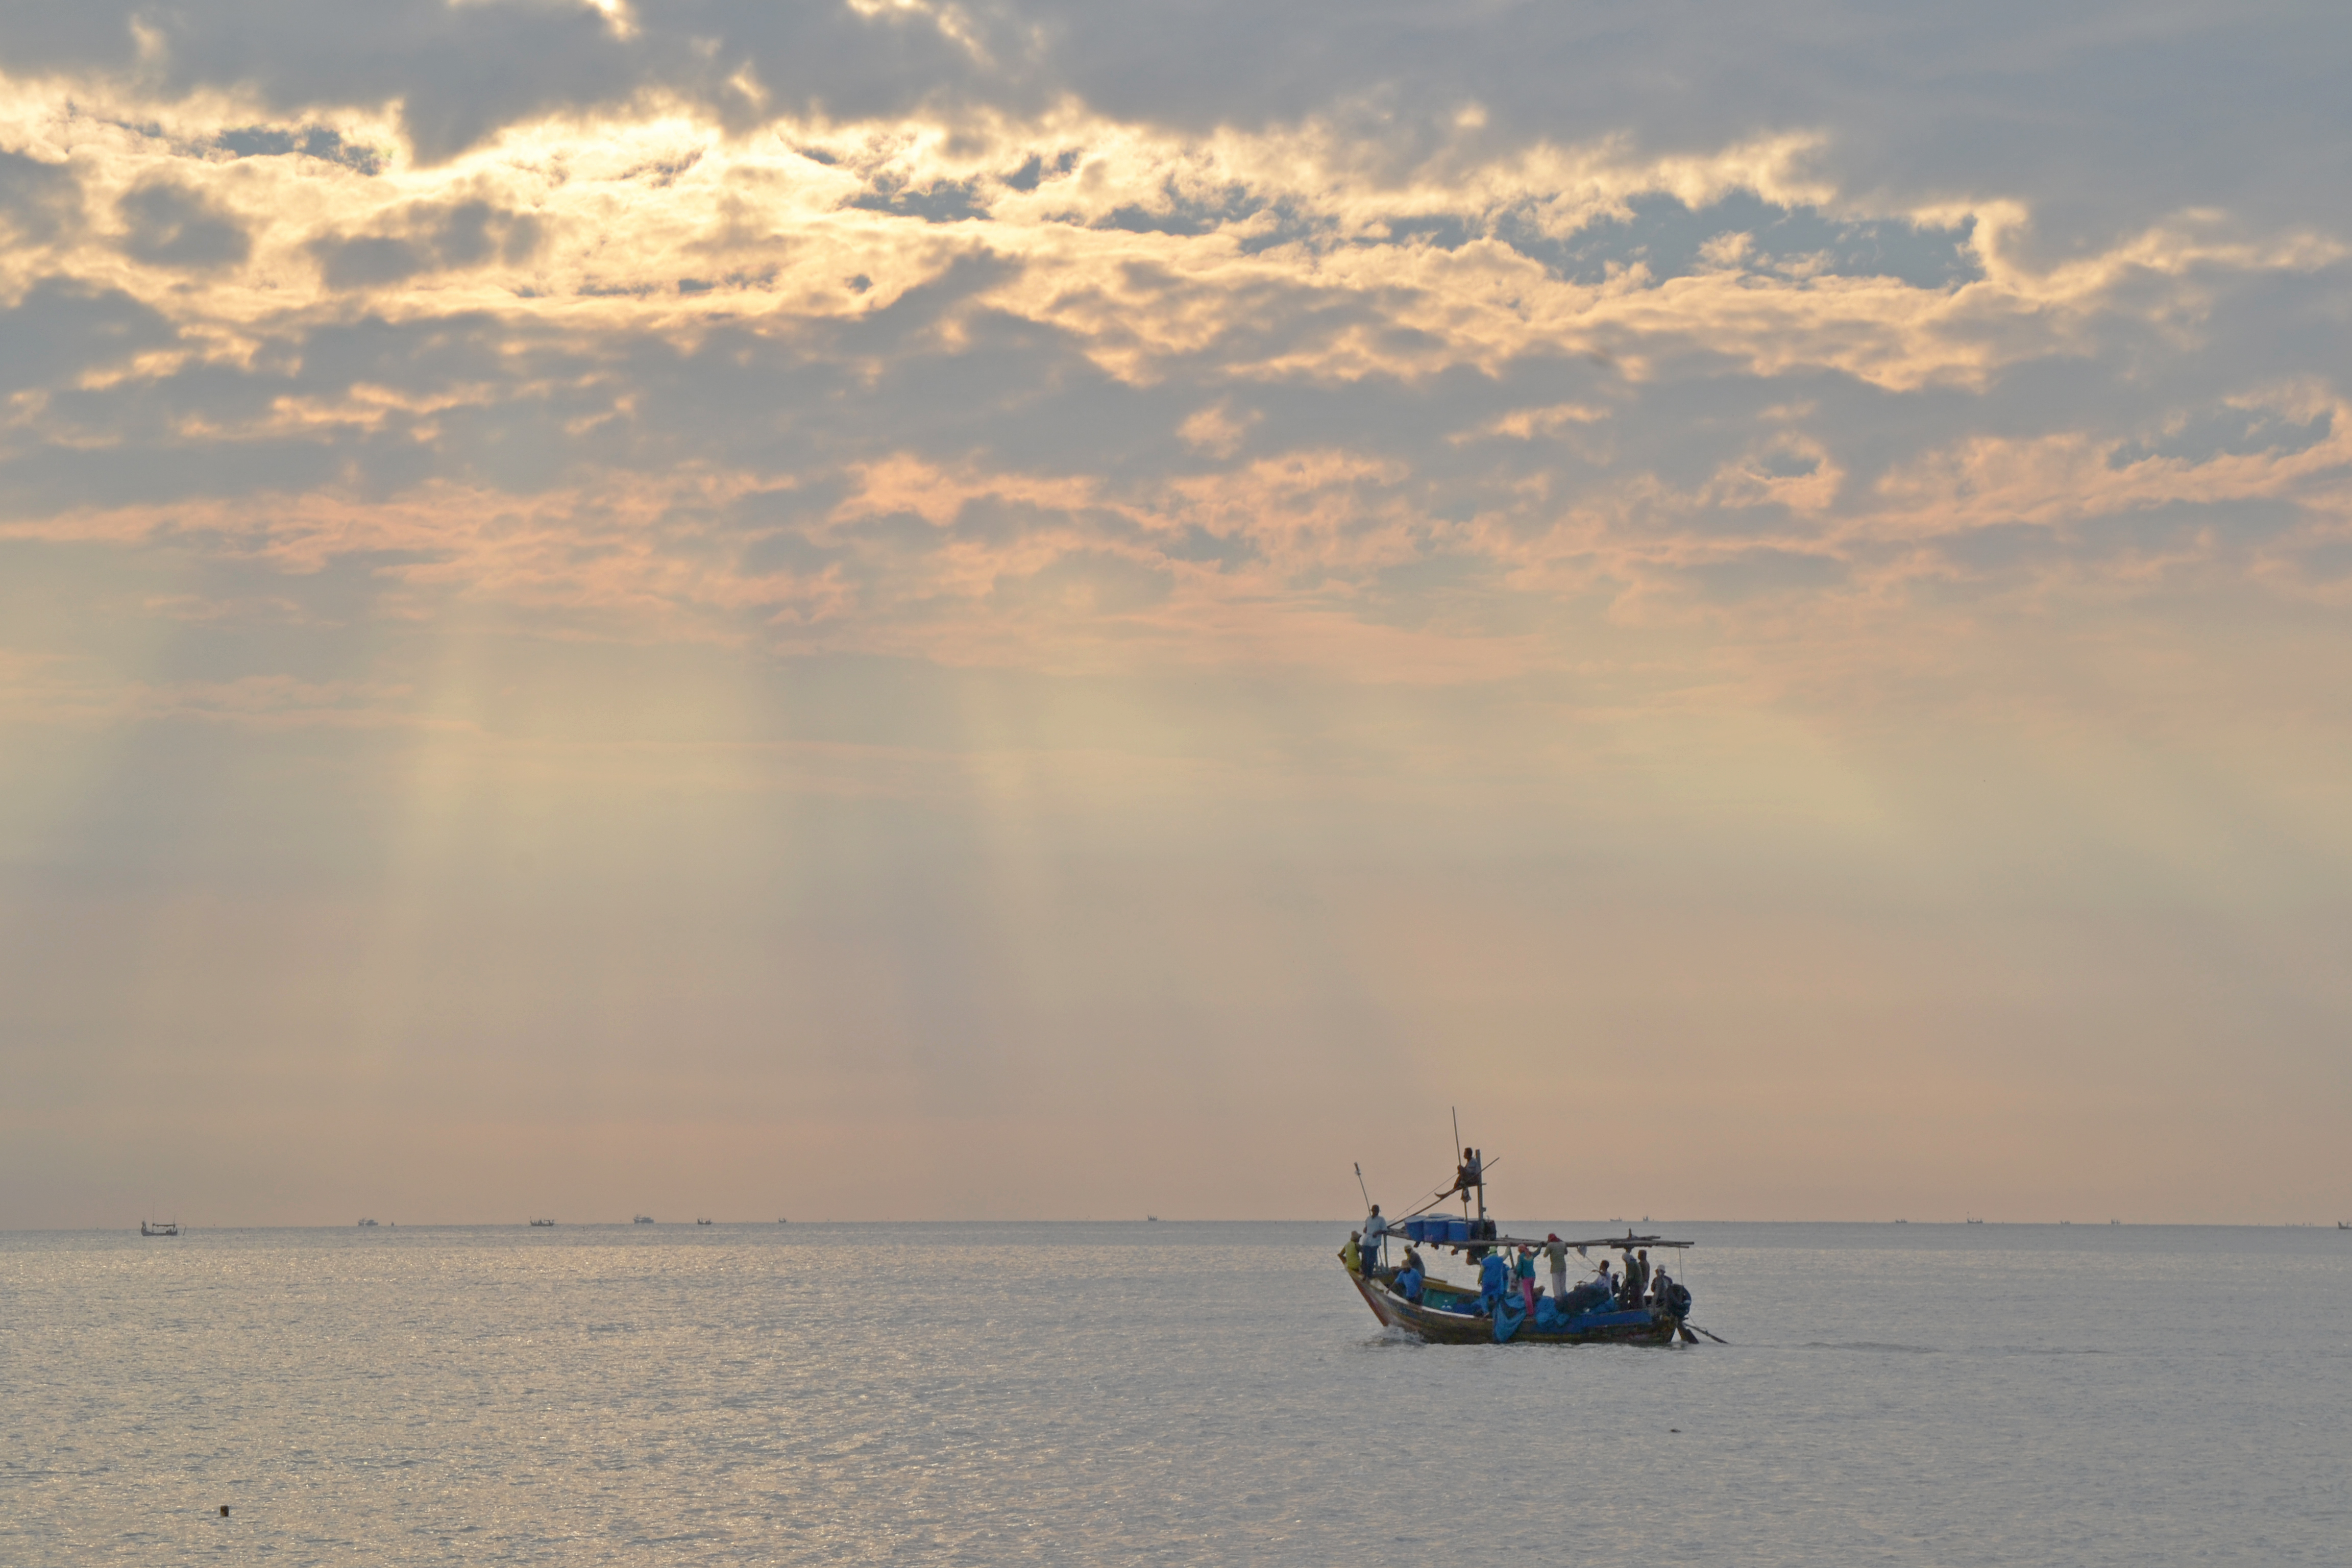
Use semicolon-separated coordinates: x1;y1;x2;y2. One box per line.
1966;1217;1984;1224
633;1215;654;1224
1147;1215;1159;1222
356;1218;378;1228
696;1218;713;1226
529;1218;555;1227
140;1219;179;1237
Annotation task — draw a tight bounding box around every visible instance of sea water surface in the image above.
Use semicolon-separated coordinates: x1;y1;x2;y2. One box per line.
2;1221;2345;1563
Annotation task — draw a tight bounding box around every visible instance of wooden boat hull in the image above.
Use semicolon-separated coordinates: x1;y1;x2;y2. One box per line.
1349;1265;1680;1345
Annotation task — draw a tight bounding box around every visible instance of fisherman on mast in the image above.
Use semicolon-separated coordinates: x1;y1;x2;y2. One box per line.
1451;1147;1484;1217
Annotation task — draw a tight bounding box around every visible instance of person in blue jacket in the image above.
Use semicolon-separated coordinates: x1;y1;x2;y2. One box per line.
1478;1247;1510;1314
1394;1250;1425;1304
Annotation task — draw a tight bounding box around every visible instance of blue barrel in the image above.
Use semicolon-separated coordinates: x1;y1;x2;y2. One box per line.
1401;1218;1424;1243
1446;1219;1471;1244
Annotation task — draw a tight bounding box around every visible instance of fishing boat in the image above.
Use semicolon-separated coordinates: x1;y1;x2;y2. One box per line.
529;1218;555;1227
633;1215;654;1224
1349;1229;1695;1344
1343;1134;1702;1346
140;1219;179;1237
696;1218;713;1226
357;1218;378;1227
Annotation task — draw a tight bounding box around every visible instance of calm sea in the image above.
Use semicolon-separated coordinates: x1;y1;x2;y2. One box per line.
2;1221;2344;1563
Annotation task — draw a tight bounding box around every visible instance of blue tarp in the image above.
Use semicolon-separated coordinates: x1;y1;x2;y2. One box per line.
1530;1283;1649;1335
1555;1281;1614;1316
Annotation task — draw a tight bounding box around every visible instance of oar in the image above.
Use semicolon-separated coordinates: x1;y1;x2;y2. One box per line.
1690;1325;1730;1344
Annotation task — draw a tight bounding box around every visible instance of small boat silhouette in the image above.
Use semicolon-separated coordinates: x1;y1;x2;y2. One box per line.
633;1215;654;1224
140;1219;179;1237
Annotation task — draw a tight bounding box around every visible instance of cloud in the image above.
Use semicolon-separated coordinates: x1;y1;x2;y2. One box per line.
0;148;80;246
115;176;251;268
309;197;546;287
0;276;178;396
0;6;2342;681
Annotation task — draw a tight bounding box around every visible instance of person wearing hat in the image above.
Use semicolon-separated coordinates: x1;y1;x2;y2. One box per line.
1513;1244;1538;1315
1340;1231;1362;1275
1544;1234;1570;1306
1395;1245;1426;1304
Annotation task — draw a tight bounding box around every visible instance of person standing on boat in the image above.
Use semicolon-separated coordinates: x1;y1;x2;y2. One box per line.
1361;1204;1389;1273
1630;1250;1651;1304
1478;1247;1510;1315
1544;1234;1570;1304
1513;1245;1538;1315
1341;1232;1362;1275
1594;1257;1617;1304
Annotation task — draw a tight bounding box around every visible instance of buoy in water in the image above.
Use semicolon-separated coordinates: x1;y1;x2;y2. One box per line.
219;1505;230;1516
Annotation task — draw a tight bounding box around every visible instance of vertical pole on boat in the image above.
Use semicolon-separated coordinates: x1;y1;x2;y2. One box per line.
1354;1162;1375;1270
1451;1108;1467;1219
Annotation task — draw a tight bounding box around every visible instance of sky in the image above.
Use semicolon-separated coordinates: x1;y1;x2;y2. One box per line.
3;0;2348;1228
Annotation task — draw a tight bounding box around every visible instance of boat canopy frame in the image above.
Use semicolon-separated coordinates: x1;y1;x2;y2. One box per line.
1403;1230;1692;1254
